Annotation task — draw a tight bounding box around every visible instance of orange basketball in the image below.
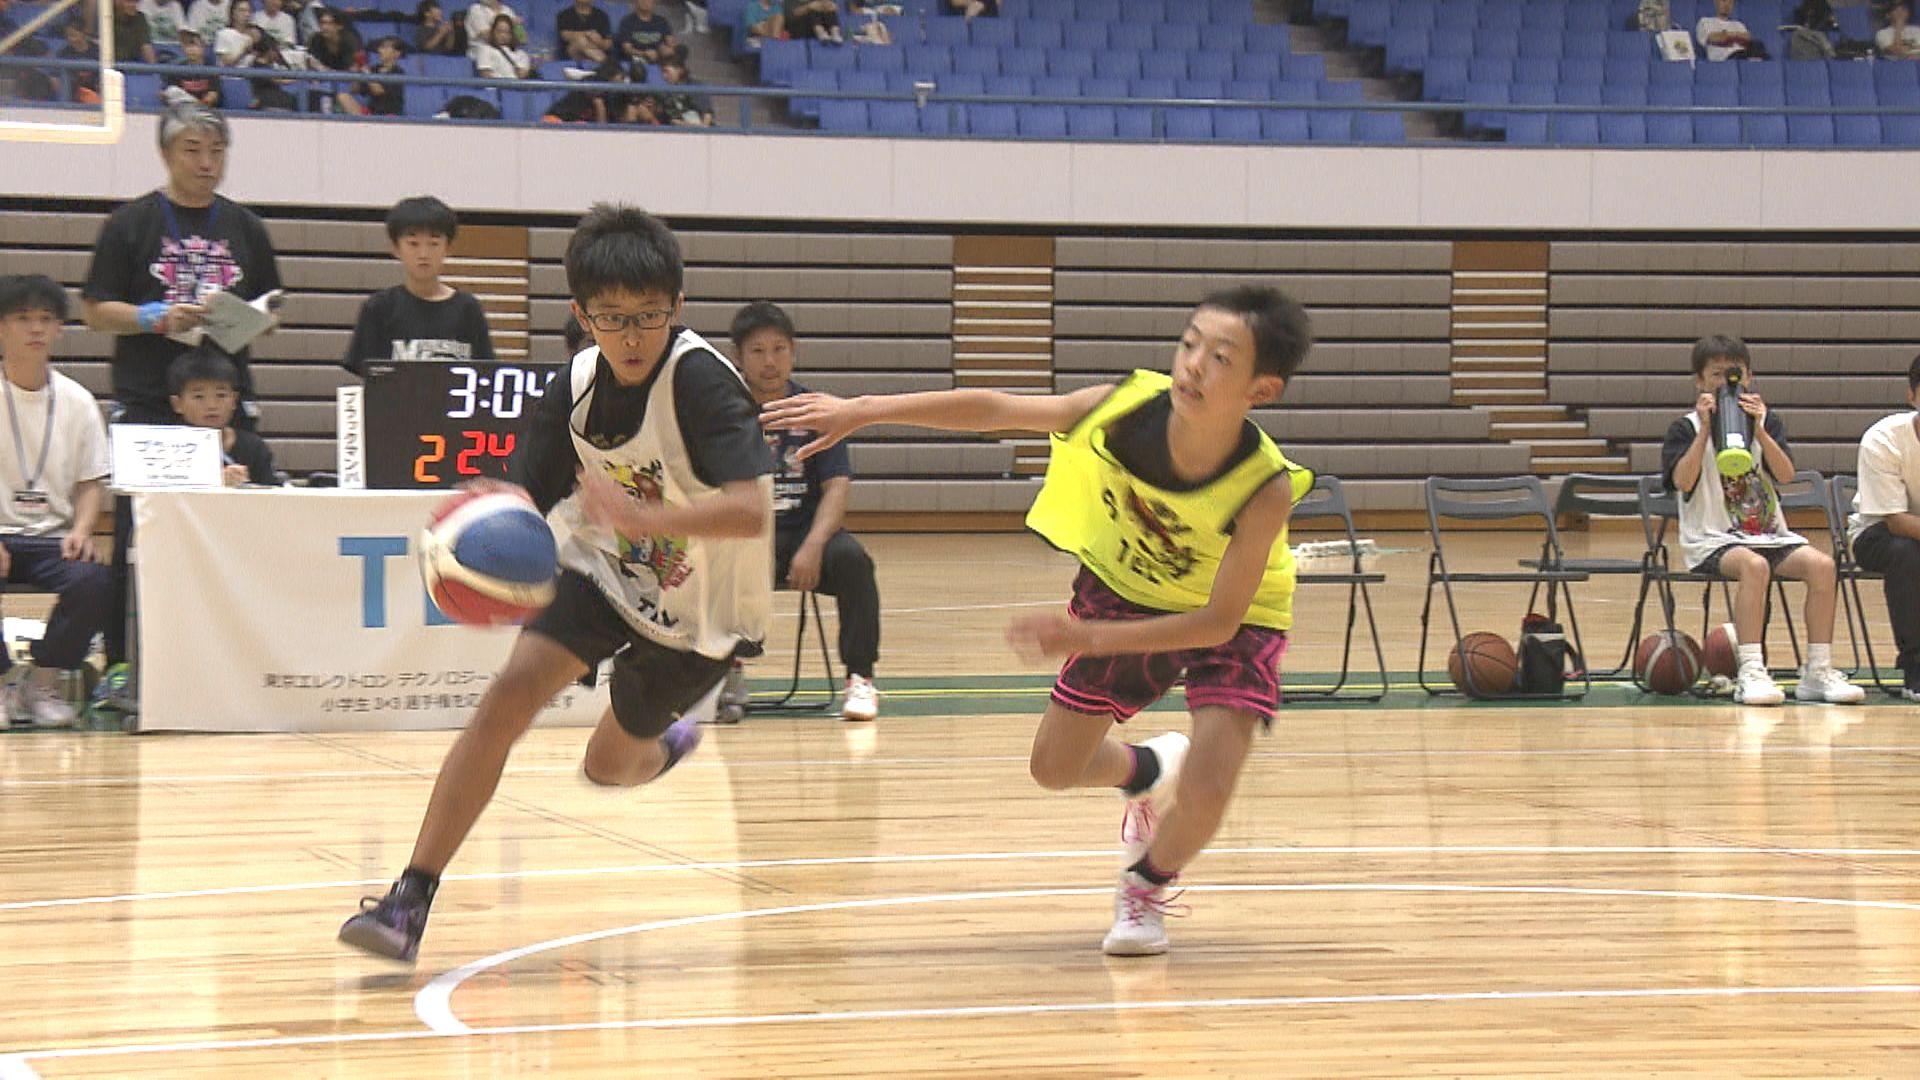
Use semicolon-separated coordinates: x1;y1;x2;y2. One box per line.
1447;631;1518;696
1636;630;1702;695
1702;623;1739;678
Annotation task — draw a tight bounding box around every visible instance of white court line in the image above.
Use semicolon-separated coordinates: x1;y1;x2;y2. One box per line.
415;882;1920;1033
13;845;1920;913
14;844;1920;914
11;983;1920;1075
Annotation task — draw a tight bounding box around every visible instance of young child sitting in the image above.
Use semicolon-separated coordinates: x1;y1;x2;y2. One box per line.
168;347;277;486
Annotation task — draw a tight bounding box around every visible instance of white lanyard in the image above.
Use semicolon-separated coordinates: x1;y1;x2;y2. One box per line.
3;376;55;493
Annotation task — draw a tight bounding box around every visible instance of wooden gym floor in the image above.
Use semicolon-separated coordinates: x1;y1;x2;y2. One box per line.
4;532;1920;1078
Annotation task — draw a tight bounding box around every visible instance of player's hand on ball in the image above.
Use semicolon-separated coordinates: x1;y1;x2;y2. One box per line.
578;466;650;537
760;392;861;459
1006;611;1083;663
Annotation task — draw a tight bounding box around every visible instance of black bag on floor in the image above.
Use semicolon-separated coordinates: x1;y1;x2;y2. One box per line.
1516;613;1579;694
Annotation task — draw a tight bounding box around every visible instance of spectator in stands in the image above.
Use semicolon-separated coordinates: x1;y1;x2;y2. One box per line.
250;0;297;47
783;0;841;44
556;0;613;63
415;0;461;54
57;18;104;104
305;6;365;111
81;97;282;676
652;59;713;125
943;0;995;17
0;275;113;729
541;59;631;121
740;0;780;45
1879;0;1920;56
1661;335;1862;706
141;0;190;49
213;0;256;64
168;349;277;486
245;29;302;108
1847;354;1920;700
616;0;684;67
463;0;516;54
472;12;530;77
167;28;224;107
344;196;495;373
351;35;407;114
1696;0;1766;59
727;301;882;722
186;0;230;37
114;0;160;63
1634;0;1673;30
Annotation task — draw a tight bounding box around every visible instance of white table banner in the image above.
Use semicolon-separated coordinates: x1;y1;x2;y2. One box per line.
133;488;620;732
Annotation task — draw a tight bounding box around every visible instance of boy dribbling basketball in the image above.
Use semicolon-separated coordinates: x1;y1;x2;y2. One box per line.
338;205;775;962
763;286;1312;955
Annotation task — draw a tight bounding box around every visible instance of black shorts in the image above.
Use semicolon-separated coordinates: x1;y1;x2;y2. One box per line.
525;570;734;739
1691;542;1804;578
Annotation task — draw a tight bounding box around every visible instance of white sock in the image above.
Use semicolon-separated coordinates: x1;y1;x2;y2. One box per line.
1808;643;1833;672
1737;643;1765;671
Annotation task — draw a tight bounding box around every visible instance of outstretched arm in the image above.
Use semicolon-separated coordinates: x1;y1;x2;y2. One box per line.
1007;475;1295;659
760;383;1113;460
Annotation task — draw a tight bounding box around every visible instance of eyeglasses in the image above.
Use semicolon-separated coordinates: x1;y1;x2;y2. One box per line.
582;308;674;333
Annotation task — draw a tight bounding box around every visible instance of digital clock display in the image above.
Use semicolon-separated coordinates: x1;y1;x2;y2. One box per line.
359;362;564;489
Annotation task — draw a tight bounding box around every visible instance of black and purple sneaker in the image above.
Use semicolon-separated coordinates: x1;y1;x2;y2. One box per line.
657;715;704;778
338;880;431;963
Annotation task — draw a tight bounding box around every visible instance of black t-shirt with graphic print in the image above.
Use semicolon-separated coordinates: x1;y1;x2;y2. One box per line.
512;331;775;516
343;287;496;375
82;191;282;419
764;380;853;539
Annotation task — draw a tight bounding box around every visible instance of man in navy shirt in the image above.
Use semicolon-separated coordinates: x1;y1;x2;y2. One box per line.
730;301;881;721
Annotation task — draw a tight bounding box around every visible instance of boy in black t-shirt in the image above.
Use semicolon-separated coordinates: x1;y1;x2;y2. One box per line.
555;0;613;63
343;196;495;376
168;348;277;486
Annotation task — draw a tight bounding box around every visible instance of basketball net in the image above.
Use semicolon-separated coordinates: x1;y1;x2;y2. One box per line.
0;0;126;144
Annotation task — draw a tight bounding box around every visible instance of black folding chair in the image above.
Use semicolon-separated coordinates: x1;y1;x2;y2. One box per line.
1525;472;1659;677
1828;474;1902;695
1417;476;1592;699
1287;475;1389;703
745;591;838;715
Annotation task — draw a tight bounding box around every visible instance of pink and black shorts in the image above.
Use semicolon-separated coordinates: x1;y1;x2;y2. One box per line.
1050;568;1289;726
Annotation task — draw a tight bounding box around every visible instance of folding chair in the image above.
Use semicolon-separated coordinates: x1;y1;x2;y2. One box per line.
1525;473;1658;677
1417;476;1592;699
745;590;837;715
1828;474;1902;695
1286;475;1388;702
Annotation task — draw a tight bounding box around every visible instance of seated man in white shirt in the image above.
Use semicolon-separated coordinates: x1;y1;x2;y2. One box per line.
1848;354;1920;700
1878;0;1920;58
0;275;112;728
1697;0;1764;59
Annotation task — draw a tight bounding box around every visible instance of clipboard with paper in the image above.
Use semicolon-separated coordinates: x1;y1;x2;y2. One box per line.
167;289;283;353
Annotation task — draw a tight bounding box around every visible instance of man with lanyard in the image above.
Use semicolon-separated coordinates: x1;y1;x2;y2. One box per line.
81;93;283;698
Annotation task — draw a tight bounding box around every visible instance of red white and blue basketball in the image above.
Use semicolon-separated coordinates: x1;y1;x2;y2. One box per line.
419;490;558;626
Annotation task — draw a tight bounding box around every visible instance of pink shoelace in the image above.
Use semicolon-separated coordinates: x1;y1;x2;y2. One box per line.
1117;878;1190;926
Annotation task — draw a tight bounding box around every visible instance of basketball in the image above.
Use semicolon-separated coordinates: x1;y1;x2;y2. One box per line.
1636;630;1702;695
418;489;558;626
1702;623;1739;678
1447;631;1518;696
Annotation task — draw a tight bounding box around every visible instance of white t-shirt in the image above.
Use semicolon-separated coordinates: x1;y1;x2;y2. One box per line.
186;0;229;38
1671;411;1804;570
466;1;519;48
470;42;527;78
140;0;190;44
0;370;111;537
1877;25;1920;52
214;24;255;64
1849;411;1920;545
1695;16;1750;61
251;9;296;47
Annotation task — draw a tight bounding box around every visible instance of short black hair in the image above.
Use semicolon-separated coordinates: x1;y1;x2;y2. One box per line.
1690;334;1751;376
729;301;795;346
1196;285;1312;379
1907;353;1920;393
167;346;241;396
386;195;458;243
0;274;70;321
562;313;588;354
564;203;683;306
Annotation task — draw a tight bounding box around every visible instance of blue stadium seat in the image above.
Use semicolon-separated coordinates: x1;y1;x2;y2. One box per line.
1049;49;1096;80
940;72;986;97
840;70;888;95
1179;78;1227;100
1695;61;1738;91
901;46;953;76
1001;47;1047;78
1480;5;1522;31
1131;76;1176;100
1017;104;1068;137
1109;24;1155;51
1468;56;1515;85
1513;56;1558;85
1119;0;1165;24
1885;116;1920;146
1225;78;1271;100
1094;52;1142;81
1033;75;1079;98
1602;81;1650;106
1115;105;1154;138
1832;80;1874;109
1647;114;1692;144
1430;27;1474;58
789;70;835;119
1062;23;1108;51
1694;84;1738;108
1504;113;1549;143
1835;115;1881;146
809;43;857;73
1520;4;1565;31
1557;82;1603;106
1273;79;1318;102
1423;56;1469;100
1880;81;1920;108
1559;57;1605;85
1830;62;1873;98
1474;29;1521;58
967;103;1018;136
1082;76;1128;99
1197;25;1243;54
1067;105;1118;138
1207;0;1255;26
1261;109;1309;142
986;75;1034;97
1080;0;1123;19
219;76;254;112
1157;25;1202;53
1281;54;1327;82
951;46;999;77
1737;82;1785;107
1875;60;1919;96
1235;52;1283;83
1016;20;1062;50
1742;114;1789;145
1599;114;1646;144
1319;80;1366;103
924;18;967;46
1242;24;1291;53
1648;61;1693;90
1355;111;1405;142
1786;82;1831;107
1141;53;1188;81
918;103;959;135
868;101;919;135
1165;107;1212;140
1188;52;1235;82
1212;107;1261;141
1783;62;1828;92
858;47;906;74
1605;31;1651;57
1551;113;1600;144
1788;115;1835;145
1837;4;1874;38
1308;111;1355;142
1384;28;1429;75
969;18;1016;47
1649;82;1693;106
1693;114;1740;144
1739;61;1784;88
